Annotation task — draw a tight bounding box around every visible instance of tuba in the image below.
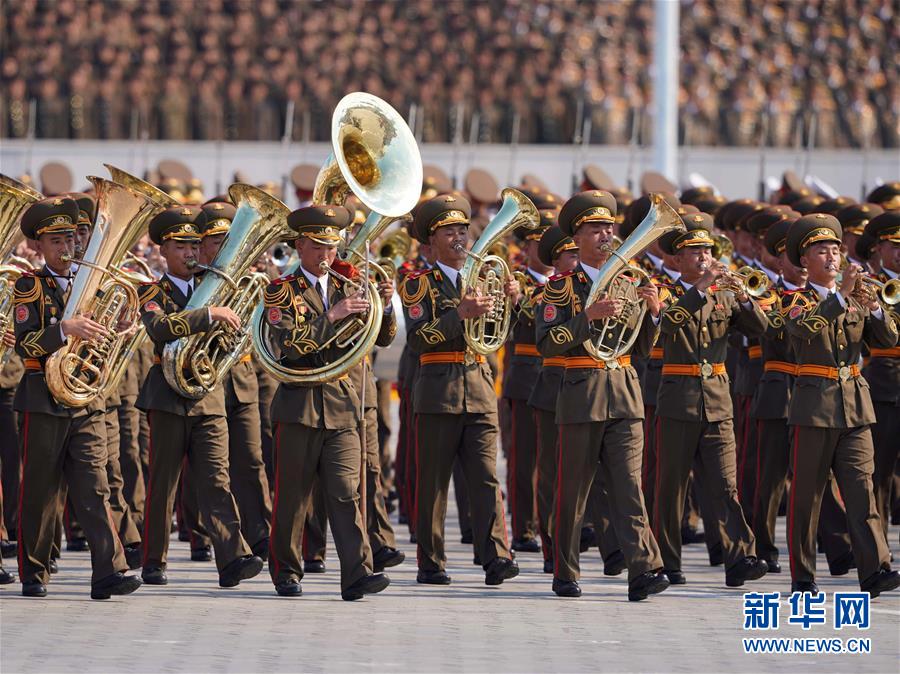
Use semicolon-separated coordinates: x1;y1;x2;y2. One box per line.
251;91;422;384
456;188;540;355
0;175;42;366
44;175;168;407
163;184;290;398
96;166;177;401
583;192;686;361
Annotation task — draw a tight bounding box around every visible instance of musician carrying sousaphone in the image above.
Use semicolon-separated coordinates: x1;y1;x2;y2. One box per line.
262;204;394;601
535;190;671;601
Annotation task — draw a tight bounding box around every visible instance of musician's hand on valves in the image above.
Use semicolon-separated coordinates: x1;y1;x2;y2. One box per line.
585;295;624;321
695;262;726;294
2;330;14;349
115;317;137;335
838;262;861;301
457;288;494;319
61;315;108;341
210;306;241;330
377;280;394;303
637;284;662;318
327;296;370;323
504;277;522;303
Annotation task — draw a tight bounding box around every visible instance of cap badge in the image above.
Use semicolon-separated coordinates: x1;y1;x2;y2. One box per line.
53;199;63;205
815;214;827;219
183;224;195;233
180;208;192;216
212;203;224;211
324;226;334;235
444;196;456;203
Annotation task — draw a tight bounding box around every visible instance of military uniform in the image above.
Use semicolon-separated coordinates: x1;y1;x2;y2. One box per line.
535;191;665;600
136;206;257;585
654;217;768;585
264;204;389;600
783;214;898;594
400;194;516;585
857;212;900;542
0;354;23;536
13;197;136;598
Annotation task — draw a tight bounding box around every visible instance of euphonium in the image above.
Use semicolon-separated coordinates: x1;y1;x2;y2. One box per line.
456;188;541;355
251;91;421;384
163;184;290;398
44;176;165;407
0;175;42;366
584;192;686;361
376;227;412;278
96;165;177;401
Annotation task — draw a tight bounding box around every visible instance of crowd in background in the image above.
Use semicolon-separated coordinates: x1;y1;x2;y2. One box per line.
1;0;897;147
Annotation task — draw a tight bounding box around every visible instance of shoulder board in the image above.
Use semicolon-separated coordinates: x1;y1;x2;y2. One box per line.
405;268;432;280
273;273;297;285
548;270;574;282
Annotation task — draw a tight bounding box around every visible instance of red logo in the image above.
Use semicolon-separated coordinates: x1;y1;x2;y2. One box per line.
408;303;424;320
268;307;283;324
543;305;557;322
789;305;803;319
143;301;161;313
14;305;28;323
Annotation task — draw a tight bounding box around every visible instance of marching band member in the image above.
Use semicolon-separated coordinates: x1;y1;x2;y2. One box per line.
263;204;391;600
782;213;899;596
400;194;518;587
653;213;769;588
13;197;141;599
137;206;262;588
536;190;668;600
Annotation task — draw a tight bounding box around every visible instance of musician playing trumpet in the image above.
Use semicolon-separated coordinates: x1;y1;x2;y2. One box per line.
536;190;668;601
262;204;393;600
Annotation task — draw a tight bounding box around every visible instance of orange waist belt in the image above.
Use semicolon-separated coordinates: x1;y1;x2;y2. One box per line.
764;361;799;376
748;345;762;360
564;355;631;370
513;344;540;357
420;352;485;365
662;362;726;378
24;358;42;371
869;347;900;358
649;348;664;361
797;364;860;381
542;357;566;368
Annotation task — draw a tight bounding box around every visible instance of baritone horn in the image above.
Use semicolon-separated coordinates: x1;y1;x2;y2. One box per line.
456;188;541;355
251;91;421;384
584;193;686;361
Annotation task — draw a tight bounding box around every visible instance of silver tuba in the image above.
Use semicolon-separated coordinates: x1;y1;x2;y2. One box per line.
583;192;685;361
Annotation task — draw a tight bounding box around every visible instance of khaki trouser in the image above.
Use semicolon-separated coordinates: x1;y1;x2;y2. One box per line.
555;419;661;582
17;411;126;585
788;425;889;584
534;407;558;562
415;412;511;572
653;417;755;573
269;422;371;591
117;396;145;526
142;410;249;573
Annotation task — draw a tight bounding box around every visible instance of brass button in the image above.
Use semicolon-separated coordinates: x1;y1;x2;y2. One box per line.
702;342;709;348
837;329;843;335
839;361;845;366
702;358;708;363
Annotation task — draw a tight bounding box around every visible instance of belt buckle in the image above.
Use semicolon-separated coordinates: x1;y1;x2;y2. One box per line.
700;362;714;379
464;350;476;366
605;358;620;370
838;365;851;382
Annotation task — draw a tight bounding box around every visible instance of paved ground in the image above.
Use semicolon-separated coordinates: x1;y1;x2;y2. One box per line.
2;506;897;673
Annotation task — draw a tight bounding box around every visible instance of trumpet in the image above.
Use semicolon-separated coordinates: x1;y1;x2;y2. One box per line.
853;275;900;307
710;264;772;299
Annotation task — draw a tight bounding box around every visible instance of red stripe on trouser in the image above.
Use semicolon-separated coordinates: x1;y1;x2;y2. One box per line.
652;416;662;537
553;425;564;577
787;425;799;579
141;411;154;566
414;414;421;566
16;412;30;578
270;423;282;579
509;402;518;536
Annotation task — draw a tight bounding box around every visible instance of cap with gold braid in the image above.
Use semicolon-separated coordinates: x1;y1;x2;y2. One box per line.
659;212;713;254
199;201;236;238
538;226;578;267
863;211;900;244
558;190;617;236
785;213;842;267
411;193;471;244
836;203;884;236
866;182;900;210
65;192;97;227
148;206;206;245
286;204;353;245
20;197;79;239
764;217;796;257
